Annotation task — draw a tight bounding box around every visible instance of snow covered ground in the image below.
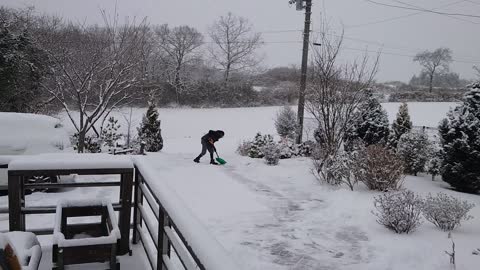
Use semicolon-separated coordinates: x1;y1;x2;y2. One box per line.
2;102;479;269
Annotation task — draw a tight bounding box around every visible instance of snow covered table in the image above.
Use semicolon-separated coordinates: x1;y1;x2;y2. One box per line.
52;200;120;270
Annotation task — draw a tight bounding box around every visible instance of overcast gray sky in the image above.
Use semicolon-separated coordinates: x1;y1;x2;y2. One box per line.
2;0;479;82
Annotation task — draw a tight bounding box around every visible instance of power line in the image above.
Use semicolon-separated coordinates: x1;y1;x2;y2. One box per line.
388;0;480;24
347;0;476;28
364;0;480;19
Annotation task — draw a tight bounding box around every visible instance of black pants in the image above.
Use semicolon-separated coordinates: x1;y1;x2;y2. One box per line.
196;138;215;161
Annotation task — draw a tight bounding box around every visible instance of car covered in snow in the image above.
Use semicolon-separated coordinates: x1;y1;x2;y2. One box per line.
0;113;72;193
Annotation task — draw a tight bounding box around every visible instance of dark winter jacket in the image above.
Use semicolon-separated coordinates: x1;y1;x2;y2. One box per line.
201;130;225;144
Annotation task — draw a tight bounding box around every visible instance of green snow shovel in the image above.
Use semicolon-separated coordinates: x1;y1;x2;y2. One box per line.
215;149;227;165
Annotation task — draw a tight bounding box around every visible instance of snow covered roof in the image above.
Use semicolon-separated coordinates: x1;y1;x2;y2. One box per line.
8;153;134;171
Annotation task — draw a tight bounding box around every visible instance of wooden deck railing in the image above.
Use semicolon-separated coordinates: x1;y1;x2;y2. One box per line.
1;155;240;269
133;158;241;270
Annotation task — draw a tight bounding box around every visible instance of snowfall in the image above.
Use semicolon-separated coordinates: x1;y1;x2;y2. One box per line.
1;102;480;270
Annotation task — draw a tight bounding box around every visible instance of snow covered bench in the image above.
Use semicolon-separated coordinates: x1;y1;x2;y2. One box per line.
52;199;121;270
0;231;42;270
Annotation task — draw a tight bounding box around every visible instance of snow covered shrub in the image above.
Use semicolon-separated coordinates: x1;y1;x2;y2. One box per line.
137;102;163;152
298;140;314;157
314;151;358;190
263;142;280;165
353;145;404;191
71;133;101;153
422;193;475;231
389;102;413;148
397;131;431;175
427;148;443;181
236;140;253;156
275;106;297;138
101;116;122;149
345;89;390;147
372;190;423;234
248;133;274;158
439;83;480;193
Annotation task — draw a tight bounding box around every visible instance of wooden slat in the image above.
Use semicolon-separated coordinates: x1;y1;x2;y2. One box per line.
138;225;157;270
139;183;160;220
24;181;120;189
8;168;133;176
21;203;122;215
138;205;158;248
118;171;133;255
164;226;197;270
162;255;176;270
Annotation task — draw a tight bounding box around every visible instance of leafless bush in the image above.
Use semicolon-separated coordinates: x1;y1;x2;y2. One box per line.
372;190;423;234
422;193;475;231
236;140;252;156
353;145;404;191
312;149;357;190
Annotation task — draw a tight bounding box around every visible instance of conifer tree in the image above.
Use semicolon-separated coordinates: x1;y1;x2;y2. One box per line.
345;90;390;148
275;106;297;139
439;83;480;193
137;102;163;152
101;116;121;148
390;103;412;148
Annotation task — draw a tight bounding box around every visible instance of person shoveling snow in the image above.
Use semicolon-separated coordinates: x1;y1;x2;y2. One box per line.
194;130;225;165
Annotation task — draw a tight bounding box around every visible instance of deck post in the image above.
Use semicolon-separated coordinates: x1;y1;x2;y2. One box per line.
157;207;170;270
132;167;143;244
118;170;134;255
8;173;24;231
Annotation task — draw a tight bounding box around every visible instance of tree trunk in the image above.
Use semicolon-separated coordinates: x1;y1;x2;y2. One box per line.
429;74;434;93
77;130;86;153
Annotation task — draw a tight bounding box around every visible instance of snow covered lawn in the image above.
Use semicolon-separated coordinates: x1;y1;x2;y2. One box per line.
1;102;478;269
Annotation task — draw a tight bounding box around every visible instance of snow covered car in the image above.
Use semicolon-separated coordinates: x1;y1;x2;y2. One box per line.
0;113;72;193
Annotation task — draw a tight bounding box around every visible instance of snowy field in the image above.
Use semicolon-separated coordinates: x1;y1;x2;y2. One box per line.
3;102;480;269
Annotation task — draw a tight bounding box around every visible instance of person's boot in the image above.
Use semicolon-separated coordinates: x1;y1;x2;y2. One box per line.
193;157;200;163
210;160;218;165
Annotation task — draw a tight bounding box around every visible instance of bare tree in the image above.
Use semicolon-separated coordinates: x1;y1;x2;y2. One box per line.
474;65;480;79
208;12;263;83
40;14;149;152
413;48;453;92
154;24;203;104
307;30;379;158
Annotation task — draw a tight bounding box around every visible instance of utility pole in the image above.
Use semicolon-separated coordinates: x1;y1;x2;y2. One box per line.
292;0;312;144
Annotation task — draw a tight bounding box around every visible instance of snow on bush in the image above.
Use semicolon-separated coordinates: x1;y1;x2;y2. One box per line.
236;140;253;156
248;133;274;158
101;116;122;149
427;147;443;181
389;102;413;148
353;145;404;191
137;102;163;152
397;131;431;175
422;192;475;231
372;190;423;234
71;133;101;153
313;150;358;190
439;83;480;193
262;142;280;166
274;106;297;139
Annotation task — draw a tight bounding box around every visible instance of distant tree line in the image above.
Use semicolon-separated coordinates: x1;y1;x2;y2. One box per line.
0;6;306;115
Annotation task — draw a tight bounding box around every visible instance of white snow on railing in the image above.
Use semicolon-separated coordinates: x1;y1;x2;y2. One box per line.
8;153;133;171
134;156;242;270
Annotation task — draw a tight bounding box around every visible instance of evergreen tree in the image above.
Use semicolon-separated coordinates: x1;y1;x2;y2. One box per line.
346;90;390;148
0;23;47;112
101;116;121;148
137;102;163;152
274;106;297;139
248;133;274;158
397;131;431;176
439;83;480;193
390;103;412;148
